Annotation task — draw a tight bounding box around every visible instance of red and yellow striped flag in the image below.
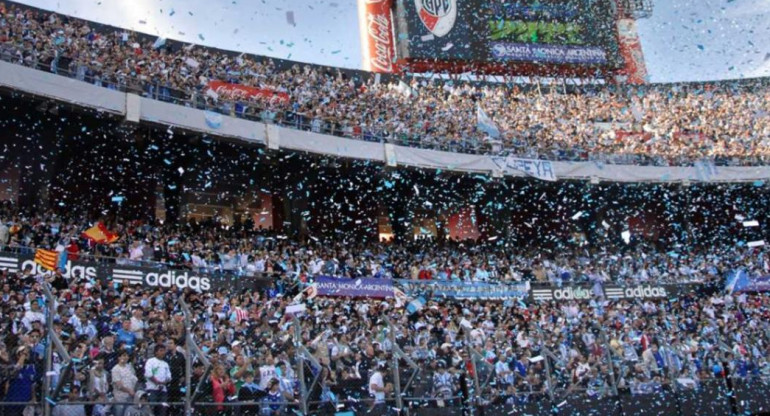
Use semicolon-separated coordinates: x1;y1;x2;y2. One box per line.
82;222;119;244
34;249;59;271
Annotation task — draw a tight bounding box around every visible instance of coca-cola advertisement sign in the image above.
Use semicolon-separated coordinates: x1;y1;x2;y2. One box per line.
205;81;290;104
360;0;396;73
616;19;649;84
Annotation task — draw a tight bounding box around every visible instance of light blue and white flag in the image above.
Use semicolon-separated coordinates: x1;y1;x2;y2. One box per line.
477;103;501;138
406;296;426;315
152;37;167;49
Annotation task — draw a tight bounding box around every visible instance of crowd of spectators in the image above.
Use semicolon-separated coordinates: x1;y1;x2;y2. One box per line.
0;201;767;415
2;3;770;413
0;3;769;165
0;203;762;287
1;243;769;416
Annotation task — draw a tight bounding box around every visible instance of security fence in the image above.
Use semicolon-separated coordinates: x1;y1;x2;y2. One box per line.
2;274;770;416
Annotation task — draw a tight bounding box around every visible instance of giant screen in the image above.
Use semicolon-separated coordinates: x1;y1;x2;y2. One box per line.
396;0;621;67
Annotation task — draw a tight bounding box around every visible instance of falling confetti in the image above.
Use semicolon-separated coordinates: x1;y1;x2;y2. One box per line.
0;6;767;416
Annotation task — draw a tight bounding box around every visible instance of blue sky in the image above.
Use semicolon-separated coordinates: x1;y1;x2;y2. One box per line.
635;0;770;82
14;0;770;83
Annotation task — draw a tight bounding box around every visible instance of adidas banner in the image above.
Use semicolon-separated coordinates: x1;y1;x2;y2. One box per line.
399;279;530;300
530;283;703;302
0;251;270;292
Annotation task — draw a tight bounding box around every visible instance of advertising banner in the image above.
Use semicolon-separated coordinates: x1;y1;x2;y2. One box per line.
603;284;672;300
726;270;770;293
397;0;618;67
531;283;700;302
0;252;99;280
359;0;397;72
616;19;649;84
111;265;211;291
491;156;556;181
205;81;290;104
0;251;269;293
110;265;270;292
615;130;652;143
314;276;395;298
531;285;595;301
399;280;530;300
398;0;486;61
489;42;607;65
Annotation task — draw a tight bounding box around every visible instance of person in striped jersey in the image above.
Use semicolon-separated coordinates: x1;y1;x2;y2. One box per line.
432;361;457;407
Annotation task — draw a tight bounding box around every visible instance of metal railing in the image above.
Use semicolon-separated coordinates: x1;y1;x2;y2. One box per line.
4;280;770;416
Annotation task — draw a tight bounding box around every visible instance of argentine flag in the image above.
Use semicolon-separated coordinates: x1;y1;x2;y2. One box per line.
406;296;426;315
58;250;68;272
477;103;501;139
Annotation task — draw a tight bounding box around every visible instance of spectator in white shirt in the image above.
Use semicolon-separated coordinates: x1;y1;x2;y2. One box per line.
0;221;9;248
128;242;145;264
144;345;172;416
254;257;266;273
22;301;45;332
368;363;389;413
129;309;146;341
88;356;109;400
112;351;138;416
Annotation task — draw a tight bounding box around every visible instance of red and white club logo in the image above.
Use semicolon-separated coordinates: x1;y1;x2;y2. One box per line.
415;0;456;37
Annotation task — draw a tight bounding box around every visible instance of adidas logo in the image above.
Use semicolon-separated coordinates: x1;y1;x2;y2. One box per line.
604;286;667;299
531;286;592;301
20;259;97;279
0;255;19;272
112;268;211;291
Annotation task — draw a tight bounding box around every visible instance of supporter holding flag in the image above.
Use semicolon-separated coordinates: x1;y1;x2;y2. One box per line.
476;103;501;139
82;222;119;244
34;248;58;271
57;249;68;272
433;361;456;407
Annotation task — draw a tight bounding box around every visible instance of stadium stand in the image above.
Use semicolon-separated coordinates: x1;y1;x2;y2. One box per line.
1;2;770;416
